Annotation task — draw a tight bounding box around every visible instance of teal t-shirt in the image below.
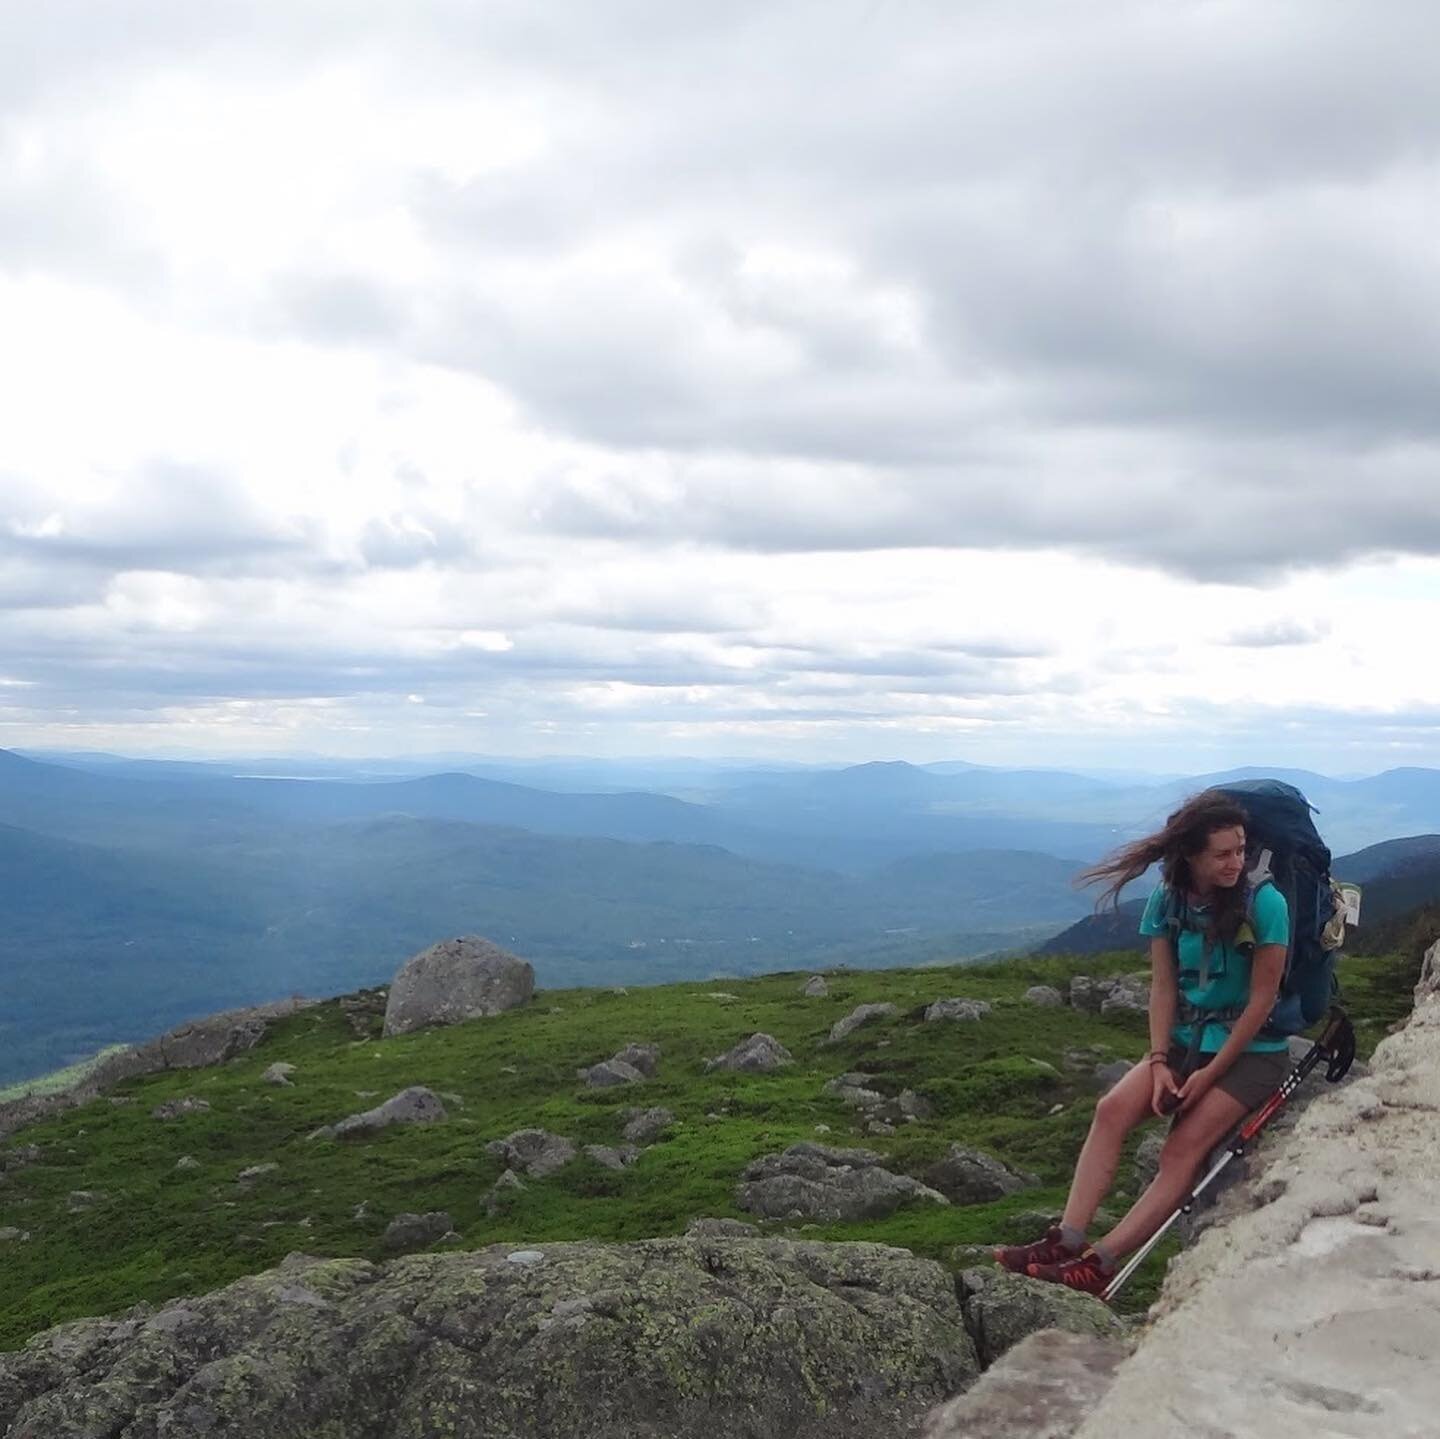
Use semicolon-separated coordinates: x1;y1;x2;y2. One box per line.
1138;882;1290;1053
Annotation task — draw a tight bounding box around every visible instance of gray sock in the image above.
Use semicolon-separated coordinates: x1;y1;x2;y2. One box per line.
1059;1223;1086;1252
1090;1241;1118;1274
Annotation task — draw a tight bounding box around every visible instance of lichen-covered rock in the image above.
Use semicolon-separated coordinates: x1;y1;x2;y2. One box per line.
485;1127;577;1178
620;1106;674;1144
957;1270;1127;1368
705;1033;794;1072
923;1145;1039;1205
382;935;534;1038
922;1327;1130;1438
322;1086;447;1141
736;1143;949;1222
924;998;992;1023
1093;1060;1132;1093
802;975;829;997
0;1241;981;1438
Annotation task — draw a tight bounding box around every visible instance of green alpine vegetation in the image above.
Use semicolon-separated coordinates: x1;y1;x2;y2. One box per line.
0;944;1418;1354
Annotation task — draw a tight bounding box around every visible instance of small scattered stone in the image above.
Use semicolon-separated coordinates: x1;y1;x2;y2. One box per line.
66;1190;107;1212
705;1033;794;1073
383;1211;455;1251
484;1169;527;1216
485;1128;577;1178
583;1144;640;1171
1024;985;1064;1007
802;976;829;997
175;1155;201;1171
262;1063;295;1087
236;1163;279;1186
620;1107;674;1144
151;1097;211;1120
827;1003;897;1043
579;1059;647;1089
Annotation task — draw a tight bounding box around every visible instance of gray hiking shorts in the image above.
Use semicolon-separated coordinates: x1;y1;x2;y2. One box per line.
1164;1043;1290;1112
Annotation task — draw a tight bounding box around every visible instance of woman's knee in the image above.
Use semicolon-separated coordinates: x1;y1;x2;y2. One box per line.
1093;1076;1147;1135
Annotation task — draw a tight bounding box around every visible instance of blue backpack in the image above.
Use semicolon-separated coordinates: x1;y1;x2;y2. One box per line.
1159;778;1343;1037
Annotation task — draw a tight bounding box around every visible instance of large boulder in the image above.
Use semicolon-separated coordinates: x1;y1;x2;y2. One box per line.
923;1145;1040;1205
736;1143;949;1222
0;1241;981;1438
705;1033;794;1072
382;936;534;1038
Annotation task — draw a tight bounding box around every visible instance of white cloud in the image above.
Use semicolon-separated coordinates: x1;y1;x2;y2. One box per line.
2;1;1440;766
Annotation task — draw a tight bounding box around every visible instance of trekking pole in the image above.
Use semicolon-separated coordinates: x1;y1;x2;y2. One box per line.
1101;1006;1355;1304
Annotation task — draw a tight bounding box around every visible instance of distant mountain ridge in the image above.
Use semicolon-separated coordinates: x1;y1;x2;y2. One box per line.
9;746;1440;1084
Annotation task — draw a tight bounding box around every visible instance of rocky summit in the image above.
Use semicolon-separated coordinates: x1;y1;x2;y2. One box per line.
0;929;1432;1439
0;1238;982;1438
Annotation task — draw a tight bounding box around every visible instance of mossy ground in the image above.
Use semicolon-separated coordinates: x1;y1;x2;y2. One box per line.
0;949;1409;1351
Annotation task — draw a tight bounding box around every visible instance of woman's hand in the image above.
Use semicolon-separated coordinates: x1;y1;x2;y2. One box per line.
1150;1062;1181;1117
1174;1066;1217;1116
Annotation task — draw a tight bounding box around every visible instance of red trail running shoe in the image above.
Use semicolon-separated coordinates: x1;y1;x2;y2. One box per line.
993;1225;1080;1275
1026;1246;1113;1298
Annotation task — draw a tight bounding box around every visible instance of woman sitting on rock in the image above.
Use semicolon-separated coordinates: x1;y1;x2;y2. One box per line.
994;789;1290;1297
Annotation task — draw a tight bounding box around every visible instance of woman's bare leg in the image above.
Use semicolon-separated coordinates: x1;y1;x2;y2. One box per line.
1060;1061;1159;1234
1095;1084;1248;1258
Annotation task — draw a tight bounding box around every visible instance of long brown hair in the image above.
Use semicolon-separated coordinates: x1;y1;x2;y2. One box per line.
1077;789;1251;945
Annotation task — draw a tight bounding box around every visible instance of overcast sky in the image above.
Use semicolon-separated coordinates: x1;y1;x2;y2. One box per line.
2;0;1439;773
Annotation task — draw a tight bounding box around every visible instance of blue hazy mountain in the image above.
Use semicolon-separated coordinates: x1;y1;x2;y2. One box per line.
10;747;1440;1087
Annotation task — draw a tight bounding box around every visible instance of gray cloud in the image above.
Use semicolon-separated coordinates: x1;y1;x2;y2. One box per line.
2;462;314;575
1223;619;1332;648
